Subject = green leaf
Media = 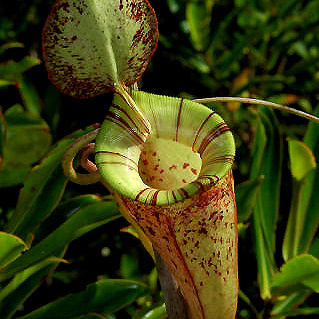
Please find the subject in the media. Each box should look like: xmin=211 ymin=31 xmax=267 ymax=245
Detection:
xmin=0 ymin=108 xmax=6 ymax=165
xmin=17 ymin=57 xmax=42 ymax=74
xmin=0 ymin=79 xmax=15 ymax=88
xmin=235 ymin=176 xmax=264 ymax=223
xmin=272 ymin=307 xmax=319 ymax=317
xmin=0 ymin=199 xmax=120 ymax=282
xmin=271 ymin=291 xmax=312 ymax=317
xmin=309 ymin=236 xmax=319 ymax=259
xmin=249 ymin=112 xmax=267 ymax=178
xmin=282 ymin=104 xmax=319 ymax=261
xmin=238 ymin=289 xmax=260 ymax=319
xmin=17 ymin=78 xmax=42 ymax=117
xmin=218 ymin=33 xmax=248 ymax=77
xmin=120 ymin=251 xmax=142 ymax=281
xmin=283 ymin=139 xmax=317 ymax=261
xmin=5 ymin=125 xmax=98 ymax=240
xmin=292 ymin=105 xmax=319 ymax=254
xmin=186 ymin=0 xmax=213 ymax=51
xmin=0 ymin=195 xmax=119 ymax=318
xmin=271 ymin=254 xmax=319 ymax=294
xmin=1 ymin=104 xmax=52 ymax=169
xmin=42 ymin=0 xmax=158 ymax=98
xmin=19 ymin=279 xmax=149 ymax=319
xmin=0 ymin=257 xmax=65 ymax=319
xmin=0 ymin=232 xmax=27 ymax=269
xmin=0 ymin=42 xmax=24 ymax=56
xmin=33 ymin=194 xmax=102 ymax=243
xmin=0 ymin=166 xmax=31 ymax=188
xmin=73 ymin=314 xmax=106 ymax=319
xmin=250 ymin=107 xmax=283 ymax=299
xmin=137 ymin=303 xmax=167 ymax=319
xmin=0 ymin=56 xmax=41 ymax=81
xmin=288 ymin=139 xmax=316 ymax=181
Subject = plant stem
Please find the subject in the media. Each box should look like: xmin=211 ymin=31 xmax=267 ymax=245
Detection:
xmin=238 ymin=288 xmax=262 ymax=319
xmin=193 ymin=97 xmax=319 ymax=124
xmin=154 ymin=247 xmax=189 ymax=319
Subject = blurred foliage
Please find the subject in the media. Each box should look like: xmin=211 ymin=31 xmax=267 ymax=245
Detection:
xmin=1 ymin=0 xmax=319 ymax=318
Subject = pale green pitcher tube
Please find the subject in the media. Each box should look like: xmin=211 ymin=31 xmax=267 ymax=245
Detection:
xmin=95 ymin=90 xmax=237 ymax=319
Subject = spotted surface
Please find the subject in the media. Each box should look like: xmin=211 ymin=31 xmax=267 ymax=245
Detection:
xmin=117 ymin=171 xmax=238 ymax=319
xmin=42 ymin=0 xmax=158 ymax=98
xmin=138 ymin=135 xmax=202 ymax=190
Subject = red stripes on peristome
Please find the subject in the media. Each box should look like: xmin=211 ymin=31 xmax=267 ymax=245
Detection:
xmin=105 ymin=116 xmax=145 ymax=145
xmin=151 ymin=190 xmax=160 ymax=205
xmin=112 ymin=103 xmax=147 ymax=136
xmin=198 ymin=123 xmax=230 ymax=155
xmin=178 ymin=187 xmax=190 ymax=199
xmin=205 ymin=155 xmax=235 ymax=166
xmin=95 ymin=150 xmax=139 ymax=167
xmin=175 ymin=98 xmax=184 ymax=142
xmin=199 ymin=175 xmax=219 ymax=184
xmin=105 ymin=104 xmax=147 ymax=145
xmin=135 ymin=187 xmax=151 ymax=201
xmin=192 ymin=111 xmax=215 ymax=151
xmin=98 ymin=161 xmax=139 ymax=173
xmin=171 ymin=190 xmax=177 ymax=202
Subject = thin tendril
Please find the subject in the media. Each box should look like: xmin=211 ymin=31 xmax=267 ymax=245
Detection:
xmin=193 ymin=97 xmax=319 ymax=124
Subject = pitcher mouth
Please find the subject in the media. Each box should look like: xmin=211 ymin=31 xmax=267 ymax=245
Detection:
xmin=138 ymin=135 xmax=202 ymax=190
xmin=95 ymin=90 xmax=235 ymax=206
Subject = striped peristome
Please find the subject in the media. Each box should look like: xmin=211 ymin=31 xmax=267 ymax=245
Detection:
xmin=95 ymin=90 xmax=235 ymax=206
xmin=95 ymin=90 xmax=237 ymax=319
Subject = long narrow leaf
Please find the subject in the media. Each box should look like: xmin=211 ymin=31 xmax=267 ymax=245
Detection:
xmin=235 ymin=176 xmax=264 ymax=223
xmin=0 ymin=258 xmax=65 ymax=319
xmin=250 ymin=107 xmax=283 ymax=299
xmin=17 ymin=78 xmax=42 ymax=117
xmin=0 ymin=200 xmax=120 ymax=282
xmin=0 ymin=232 xmax=27 ymax=269
xmin=295 ymin=105 xmax=319 ymax=254
xmin=5 ymin=126 xmax=97 ymax=241
xmin=283 ymin=140 xmax=316 ymax=261
xmin=271 ymin=291 xmax=311 ymax=317
xmin=19 ymin=279 xmax=149 ymax=319
xmin=272 ymin=307 xmax=319 ymax=317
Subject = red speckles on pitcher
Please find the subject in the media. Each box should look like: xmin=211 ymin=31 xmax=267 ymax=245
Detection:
xmin=174 ymin=171 xmax=238 ymax=319
xmin=116 ymin=171 xmax=238 ymax=319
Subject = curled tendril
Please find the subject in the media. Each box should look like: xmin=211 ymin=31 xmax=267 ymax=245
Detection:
xmin=62 ymin=127 xmax=101 ymax=185
xmin=79 ymin=143 xmax=98 ymax=173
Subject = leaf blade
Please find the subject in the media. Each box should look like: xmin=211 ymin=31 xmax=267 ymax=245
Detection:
xmin=5 ymin=125 xmax=97 ymax=240
xmin=42 ymin=0 xmax=158 ymax=98
xmin=19 ymin=279 xmax=149 ymax=319
xmin=271 ymin=254 xmax=319 ymax=294
xmin=0 ymin=200 xmax=120 ymax=282
xmin=250 ymin=107 xmax=283 ymax=299
xmin=0 ymin=232 xmax=27 ymax=269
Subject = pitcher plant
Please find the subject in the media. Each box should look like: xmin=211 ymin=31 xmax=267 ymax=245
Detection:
xmin=94 ymin=90 xmax=237 ymax=319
